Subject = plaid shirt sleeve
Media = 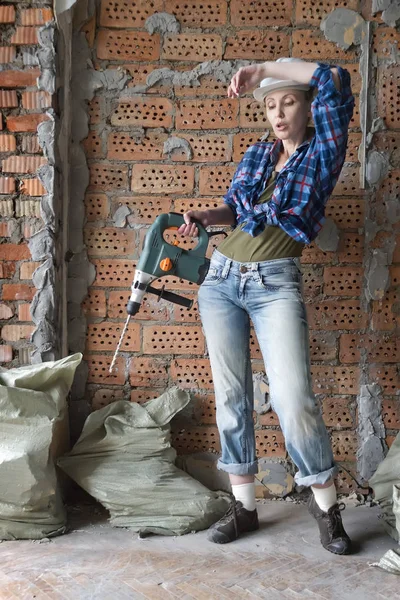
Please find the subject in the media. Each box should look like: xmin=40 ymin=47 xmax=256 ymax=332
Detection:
xmin=309 ymin=64 xmax=355 ymax=195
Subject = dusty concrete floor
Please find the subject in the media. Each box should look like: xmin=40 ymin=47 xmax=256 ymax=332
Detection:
xmin=0 ymin=501 xmax=399 ymax=600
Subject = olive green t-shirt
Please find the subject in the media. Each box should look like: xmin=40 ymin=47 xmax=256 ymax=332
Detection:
xmin=218 ymin=172 xmax=304 ymax=262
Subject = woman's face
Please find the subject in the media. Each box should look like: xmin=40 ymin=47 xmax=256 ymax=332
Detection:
xmin=264 ymin=89 xmax=311 ymax=141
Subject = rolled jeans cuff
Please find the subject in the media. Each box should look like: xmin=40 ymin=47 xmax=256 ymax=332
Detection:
xmin=217 ymin=458 xmax=259 ymax=476
xmin=294 ymin=465 xmax=338 ymax=488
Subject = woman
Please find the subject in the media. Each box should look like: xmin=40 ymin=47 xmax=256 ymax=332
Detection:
xmin=178 ymin=58 xmax=355 ymax=554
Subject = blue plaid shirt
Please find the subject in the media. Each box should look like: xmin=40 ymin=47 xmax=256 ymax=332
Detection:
xmin=224 ymin=64 xmax=355 ymax=243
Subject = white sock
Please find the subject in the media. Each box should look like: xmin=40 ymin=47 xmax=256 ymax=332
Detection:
xmin=311 ymin=483 xmax=337 ymax=512
xmin=231 ymin=483 xmax=256 ymax=511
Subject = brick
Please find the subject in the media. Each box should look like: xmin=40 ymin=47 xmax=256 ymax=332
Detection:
xmin=312 ymin=366 xmax=360 ymax=395
xmin=322 ymin=398 xmax=354 ymax=429
xmin=20 ymin=261 xmax=41 ymax=279
xmin=21 ymin=136 xmax=42 ymax=154
xmin=129 ymin=356 xmax=169 ymax=387
xmin=23 ymin=220 xmax=43 ymax=239
xmin=88 ymin=97 xmax=102 ymax=125
xmin=81 ymin=14 xmax=96 ymax=48
xmin=174 ymin=197 xmax=223 ymax=216
xmin=85 ymin=354 xmax=126 ymax=385
xmin=295 ymin=0 xmax=358 ymax=25
xmin=165 ymin=0 xmax=227 ymax=27
xmin=0 ymin=134 xmax=16 ymax=153
xmin=10 ymin=27 xmax=39 ymax=45
xmin=130 ymin=388 xmax=164 ymax=403
xmin=89 ymin=163 xmax=128 ymax=191
xmin=1 ymin=155 xmax=46 ymax=173
xmin=0 ymin=345 xmax=12 ymax=363
xmin=143 ymin=325 xmax=204 ymax=355
xmin=307 ymin=300 xmax=368 ymax=331
xmin=111 ymin=98 xmax=173 ymax=128
xmin=225 ymin=30 xmax=290 ymax=60
xmin=0 ymin=244 xmax=30 ymax=260
xmin=340 ymin=334 xmax=399 ymax=364
xmin=382 ymin=399 xmax=400 ymax=430
xmin=2 ymin=283 xmax=35 ymax=301
xmin=84 ymin=227 xmax=137 ymax=257
xmin=131 ymin=164 xmax=194 ymax=195
xmin=91 ymin=388 xmax=124 ymax=410
xmin=0 ymin=303 xmax=13 ymax=319
xmin=169 ymin=134 xmax=231 ymax=163
xmin=323 ymin=267 xmax=363 ymax=296
xmin=100 ymin=0 xmax=163 ymax=27
xmin=21 ymin=8 xmax=54 ymax=25
xmin=377 ymin=65 xmax=400 ymax=129
xmin=162 ymin=34 xmax=223 ymax=62
xmin=255 ymin=429 xmax=286 ymax=458
xmin=174 ymin=75 xmax=228 ymax=98
xmin=86 ymin=322 xmax=140 ymax=352
xmin=193 ymin=393 xmax=216 ymax=424
xmin=172 ymin=295 xmax=199 ymax=323
xmin=15 ymin=199 xmax=40 ymax=217
xmin=21 ymin=91 xmax=52 ymax=110
xmin=239 ymin=98 xmax=269 ymax=129
xmin=176 ymin=99 xmax=238 ymax=130
xmin=172 ymin=426 xmax=221 ymax=454
xmin=331 ymin=431 xmax=358 ymax=461
xmin=6 ymin=113 xmax=49 ymax=132
xmin=309 ymin=331 xmax=337 ymax=362
xmin=170 ymin=358 xmax=212 ymax=389
xmin=325 ymin=198 xmax=365 ymax=229
xmin=18 ymin=303 xmax=32 ymax=322
xmin=0 ymin=177 xmax=16 ymax=195
xmin=0 ymin=199 xmax=14 ymax=216
xmin=124 ymin=62 xmax=169 ymax=93
xmin=292 ymin=30 xmax=356 ymax=60
xmin=97 ymin=30 xmax=160 ymax=61
xmin=337 ymin=233 xmax=364 ymax=264
xmin=374 ymin=131 xmax=400 ymax=169
xmin=82 ymin=289 xmax=107 ymax=318
xmin=233 ymin=132 xmax=265 ymax=161
xmin=199 ymin=166 xmax=236 ymax=196
xmin=0 ymin=222 xmax=9 ymax=237
xmin=82 ymin=131 xmax=104 ymax=159
xmin=0 ymin=90 xmax=18 ymax=108
xmin=1 ymin=324 xmax=34 ymax=341
xmin=346 ymin=132 xmax=362 ymax=163
xmin=349 ymin=97 xmax=360 ymax=128
xmin=301 ymin=266 xmax=323 ymax=298
xmin=0 ymin=47 xmax=16 ymax=64
xmin=107 ymin=131 xmax=166 ymax=160
xmin=372 ymin=290 xmax=400 ymax=331
xmin=108 ymin=290 xmax=169 ymax=321
xmin=0 ymin=5 xmax=15 ymax=23
xmin=301 ymin=242 xmax=332 ymax=265
xmin=231 ymin=0 xmax=291 ymax=26
xmin=84 ymin=193 xmax=109 ymax=221
xmin=373 ymin=27 xmax=400 ymax=59
xmin=0 ymin=261 xmax=16 ymax=278
xmin=346 ymin=64 xmax=362 ymax=95
xmin=20 ymin=178 xmax=46 ymax=196
xmin=115 ymin=197 xmax=170 ymax=226
xmin=92 ymin=259 xmax=135 ymax=287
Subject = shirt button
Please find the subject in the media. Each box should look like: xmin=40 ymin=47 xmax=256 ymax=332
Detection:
xmin=240 ymin=265 xmax=248 ymax=273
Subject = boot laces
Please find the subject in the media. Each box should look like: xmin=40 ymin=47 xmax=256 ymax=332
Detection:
xmin=327 ymin=502 xmax=346 ymax=537
xmin=218 ymin=497 xmax=239 ymax=534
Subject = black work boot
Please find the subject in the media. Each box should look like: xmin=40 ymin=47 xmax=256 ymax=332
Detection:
xmin=207 ymin=500 xmax=259 ymax=544
xmin=308 ymin=495 xmax=352 ymax=555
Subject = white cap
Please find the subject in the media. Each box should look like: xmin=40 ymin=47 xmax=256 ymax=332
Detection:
xmin=253 ymin=57 xmax=310 ymax=103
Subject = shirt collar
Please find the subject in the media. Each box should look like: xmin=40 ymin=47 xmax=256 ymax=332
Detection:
xmin=270 ymin=134 xmax=313 ymax=169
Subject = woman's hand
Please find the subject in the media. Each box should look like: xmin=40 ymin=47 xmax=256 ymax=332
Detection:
xmin=178 ymin=210 xmax=209 ymax=237
xmin=228 ymin=64 xmax=267 ymax=98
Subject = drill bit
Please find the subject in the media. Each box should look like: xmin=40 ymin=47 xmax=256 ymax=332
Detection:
xmin=109 ymin=315 xmax=130 ymax=373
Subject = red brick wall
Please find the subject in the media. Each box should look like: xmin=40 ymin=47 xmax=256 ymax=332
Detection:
xmin=0 ymin=2 xmax=53 ymax=365
xmin=79 ymin=0 xmax=400 ymax=492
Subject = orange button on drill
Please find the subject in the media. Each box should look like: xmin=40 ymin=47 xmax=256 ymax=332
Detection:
xmin=160 ymin=258 xmax=173 ymax=271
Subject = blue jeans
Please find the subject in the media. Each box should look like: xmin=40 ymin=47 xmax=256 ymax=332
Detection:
xmin=197 ymin=250 xmax=337 ymax=487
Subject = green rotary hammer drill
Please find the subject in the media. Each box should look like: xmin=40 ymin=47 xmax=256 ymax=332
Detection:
xmin=109 ymin=212 xmax=226 ymax=373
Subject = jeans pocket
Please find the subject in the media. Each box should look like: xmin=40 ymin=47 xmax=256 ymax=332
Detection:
xmin=257 ymin=268 xmax=301 ymax=293
xmin=201 ymin=266 xmax=224 ymax=286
